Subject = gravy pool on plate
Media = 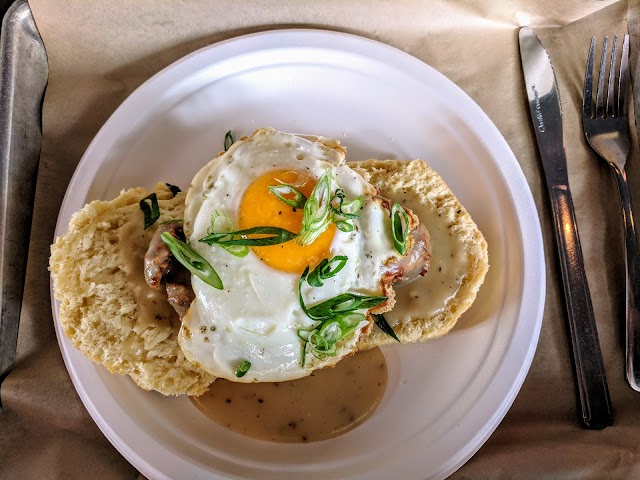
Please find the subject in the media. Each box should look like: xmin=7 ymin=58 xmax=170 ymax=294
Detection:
xmin=191 ymin=348 xmax=387 ymax=443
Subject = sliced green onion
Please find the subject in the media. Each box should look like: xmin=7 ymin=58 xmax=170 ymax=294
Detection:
xmin=297 ymin=329 xmax=312 ymax=342
xmin=307 ymin=256 xmax=348 ymax=287
xmin=208 ymin=210 xmax=249 ymax=257
xmin=160 ymin=232 xmax=223 ymax=289
xmin=341 ymin=196 xmax=363 ymax=215
xmin=319 ymin=319 xmax=343 ymax=343
xmin=335 ymin=220 xmax=354 ymax=232
xmin=139 ymin=193 xmax=160 ymax=229
xmin=331 ymin=188 xmax=347 ymax=203
xmin=235 ymin=360 xmax=251 ymax=378
xmin=330 ymin=189 xmax=362 ymax=233
xmin=224 ymin=130 xmax=234 ymax=151
xmin=317 ymin=313 xmax=365 ymax=346
xmin=200 ymin=226 xmax=297 ymax=247
xmin=330 ymin=189 xmax=362 ymax=219
xmin=296 ymin=171 xmax=332 ymax=246
xmin=209 ymin=209 xmax=233 ymax=232
xmin=307 ymin=331 xmax=335 ymax=359
xmin=298 ymin=313 xmax=366 ymax=365
xmin=333 ymin=312 xmax=366 ymax=336
xmin=268 ymin=184 xmax=307 ymax=209
xmin=297 ymin=266 xmax=384 ymax=365
xmin=300 ymin=340 xmax=308 ymax=367
xmin=298 ymin=267 xmax=315 ymax=319
xmin=306 ymin=292 xmax=387 ymax=319
xmin=165 ymin=183 xmax=181 ymax=196
xmin=373 ymin=313 xmax=400 ymax=343
xmin=298 ymin=266 xmax=386 ymax=321
xmin=308 ymin=332 xmax=338 ymax=359
xmin=391 ymin=202 xmax=409 ymax=255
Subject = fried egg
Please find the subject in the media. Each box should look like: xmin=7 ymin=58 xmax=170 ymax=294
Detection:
xmin=180 ymin=128 xmax=401 ymax=382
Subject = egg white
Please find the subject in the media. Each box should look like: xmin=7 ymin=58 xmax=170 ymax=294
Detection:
xmin=180 ymin=129 xmax=399 ymax=382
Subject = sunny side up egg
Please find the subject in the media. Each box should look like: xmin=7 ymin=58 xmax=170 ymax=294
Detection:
xmin=181 ymin=128 xmax=401 ymax=382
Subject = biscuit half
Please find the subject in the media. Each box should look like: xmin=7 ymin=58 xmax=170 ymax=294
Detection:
xmin=50 ymin=160 xmax=488 ymax=395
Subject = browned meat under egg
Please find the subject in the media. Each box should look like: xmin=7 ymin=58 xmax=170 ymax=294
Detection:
xmin=373 ymin=220 xmax=431 ymax=315
xmin=164 ymin=267 xmax=195 ymax=318
xmin=374 ymin=196 xmax=431 ymax=285
xmin=395 ymin=223 xmax=431 ymax=285
xmin=143 ymin=200 xmax=430 ymax=319
xmin=144 ymin=222 xmax=178 ymax=288
xmin=144 ymin=222 xmax=194 ymax=318
xmin=372 ymin=195 xmax=431 ymax=280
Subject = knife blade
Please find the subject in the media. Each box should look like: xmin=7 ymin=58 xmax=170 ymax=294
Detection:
xmin=519 ymin=27 xmax=613 ymax=429
xmin=0 ymin=0 xmax=48 ymax=409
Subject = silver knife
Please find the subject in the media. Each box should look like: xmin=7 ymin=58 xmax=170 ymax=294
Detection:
xmin=519 ymin=27 xmax=613 ymax=429
xmin=0 ymin=0 xmax=48 ymax=407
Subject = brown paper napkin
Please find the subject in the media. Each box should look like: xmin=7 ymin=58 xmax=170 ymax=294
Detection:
xmin=1 ymin=0 xmax=638 ymax=478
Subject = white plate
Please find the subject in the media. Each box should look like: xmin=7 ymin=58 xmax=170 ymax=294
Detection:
xmin=52 ymin=29 xmax=545 ymax=480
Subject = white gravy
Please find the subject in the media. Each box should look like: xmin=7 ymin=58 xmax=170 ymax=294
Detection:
xmin=389 ymin=193 xmax=469 ymax=325
xmin=191 ymin=348 xmax=387 ymax=443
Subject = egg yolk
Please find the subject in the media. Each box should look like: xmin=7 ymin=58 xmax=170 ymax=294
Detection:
xmin=238 ymin=170 xmax=335 ymax=274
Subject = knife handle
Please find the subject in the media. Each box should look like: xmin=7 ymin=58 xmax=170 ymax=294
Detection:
xmin=550 ymin=185 xmax=613 ymax=429
xmin=611 ymin=168 xmax=640 ymax=392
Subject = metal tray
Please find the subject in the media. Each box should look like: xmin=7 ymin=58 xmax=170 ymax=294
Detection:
xmin=0 ymin=0 xmax=48 ymax=401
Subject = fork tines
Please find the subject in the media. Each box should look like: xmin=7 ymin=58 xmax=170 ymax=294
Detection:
xmin=583 ymin=34 xmax=629 ymax=120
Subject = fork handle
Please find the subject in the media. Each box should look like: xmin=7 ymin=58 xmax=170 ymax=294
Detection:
xmin=611 ymin=167 xmax=640 ymax=391
xmin=550 ymin=185 xmax=613 ymax=429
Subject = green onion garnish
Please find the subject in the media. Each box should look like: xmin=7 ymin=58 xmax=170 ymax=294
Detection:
xmin=297 ymin=266 xmax=384 ymax=365
xmin=160 ymin=232 xmax=223 ymax=289
xmin=330 ymin=189 xmax=362 ymax=219
xmin=300 ymin=340 xmax=308 ymax=367
xmin=306 ymin=292 xmax=388 ymax=320
xmin=298 ymin=312 xmax=366 ymax=363
xmin=208 ymin=210 xmax=249 ymax=257
xmin=200 ymin=226 xmax=298 ymax=247
xmin=298 ymin=266 xmax=387 ymax=321
xmin=307 ymin=332 xmax=338 ymax=359
xmin=235 ymin=360 xmax=251 ymax=378
xmin=268 ymin=184 xmax=307 ymax=209
xmin=139 ymin=193 xmax=160 ymax=229
xmin=391 ymin=202 xmax=409 ymax=255
xmin=296 ymin=171 xmax=332 ymax=246
xmin=319 ymin=313 xmax=364 ymax=342
xmin=373 ymin=313 xmax=400 ymax=343
xmin=165 ymin=183 xmax=181 ymax=196
xmin=335 ymin=220 xmax=354 ymax=232
xmin=224 ymin=130 xmax=234 ymax=151
xmin=307 ymin=256 xmax=348 ymax=287
xmin=329 ymin=189 xmax=362 ymax=232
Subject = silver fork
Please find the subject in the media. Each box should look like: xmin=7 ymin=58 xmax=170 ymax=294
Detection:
xmin=583 ymin=34 xmax=640 ymax=391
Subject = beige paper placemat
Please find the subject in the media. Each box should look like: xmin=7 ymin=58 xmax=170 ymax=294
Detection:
xmin=2 ymin=0 xmax=639 ymax=478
